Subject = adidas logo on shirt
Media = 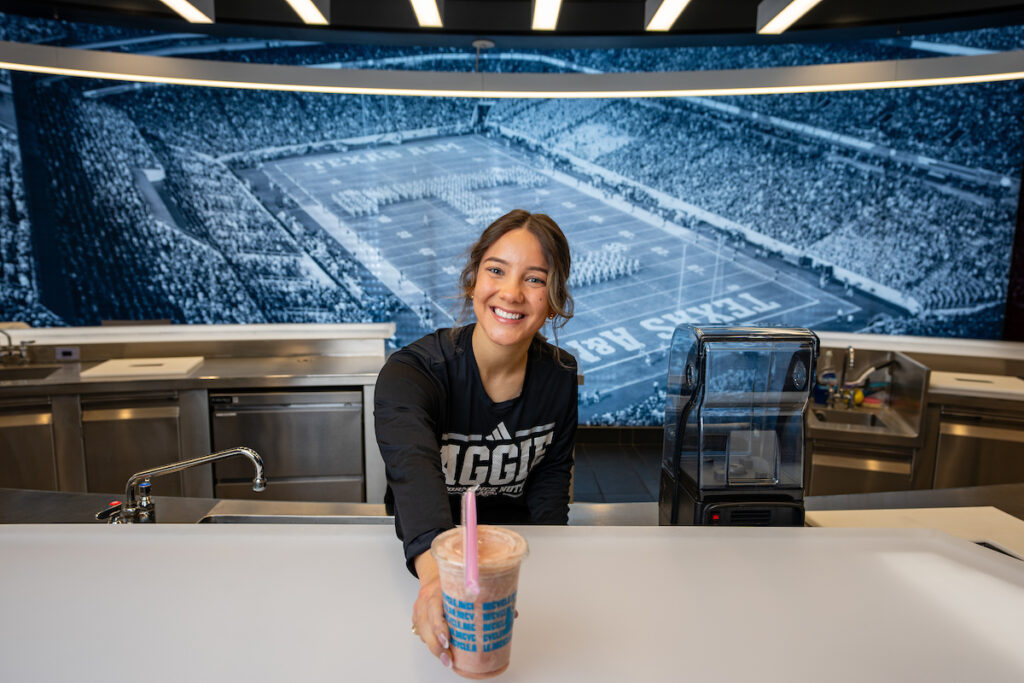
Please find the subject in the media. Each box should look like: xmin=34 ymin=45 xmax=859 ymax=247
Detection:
xmin=484 ymin=422 xmax=513 ymax=442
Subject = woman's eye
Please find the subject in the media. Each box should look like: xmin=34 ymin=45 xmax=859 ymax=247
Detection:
xmin=487 ymin=267 xmax=503 ymax=276
xmin=527 ymin=276 xmax=546 ymax=286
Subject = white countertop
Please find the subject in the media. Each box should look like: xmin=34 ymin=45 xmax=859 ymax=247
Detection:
xmin=817 ymin=332 xmax=1024 ymax=361
xmin=2 ymin=525 xmax=1022 ymax=682
xmin=929 ymin=371 xmax=1024 ymax=400
xmin=806 ymin=506 xmax=1024 ymax=559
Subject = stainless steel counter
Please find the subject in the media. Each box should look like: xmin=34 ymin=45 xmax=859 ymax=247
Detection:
xmin=6 ymin=485 xmax=1023 ymax=525
xmin=0 ymin=487 xmax=659 ymax=525
xmin=0 ymin=355 xmax=386 ymax=397
xmin=0 ymin=354 xmax=390 ymax=503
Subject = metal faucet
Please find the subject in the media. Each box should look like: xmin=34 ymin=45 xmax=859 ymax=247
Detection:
xmin=99 ymin=447 xmax=266 ymax=524
xmin=828 ymin=346 xmax=856 ymax=408
xmin=839 ymin=346 xmax=854 ymax=390
xmin=0 ymin=329 xmax=13 ymax=364
xmin=0 ymin=329 xmax=34 ymax=364
xmin=846 ymin=359 xmax=896 ymax=388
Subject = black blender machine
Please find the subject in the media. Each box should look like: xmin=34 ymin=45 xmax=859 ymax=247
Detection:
xmin=659 ymin=325 xmax=818 ymax=526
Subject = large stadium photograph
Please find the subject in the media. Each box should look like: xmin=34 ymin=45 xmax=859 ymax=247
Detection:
xmin=1 ymin=13 xmax=1022 ymax=423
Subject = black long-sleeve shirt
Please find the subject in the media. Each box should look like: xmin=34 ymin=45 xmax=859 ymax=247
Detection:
xmin=374 ymin=325 xmax=578 ymax=574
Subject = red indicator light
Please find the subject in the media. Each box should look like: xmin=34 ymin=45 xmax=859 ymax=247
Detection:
xmin=108 ymin=500 xmax=121 ymax=507
xmin=712 ymin=513 xmax=720 ymax=521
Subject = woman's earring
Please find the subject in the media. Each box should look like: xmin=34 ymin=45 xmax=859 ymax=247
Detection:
xmin=547 ymin=313 xmax=555 ymax=320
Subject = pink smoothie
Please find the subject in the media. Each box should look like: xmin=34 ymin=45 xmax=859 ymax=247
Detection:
xmin=431 ymin=526 xmax=528 ymax=679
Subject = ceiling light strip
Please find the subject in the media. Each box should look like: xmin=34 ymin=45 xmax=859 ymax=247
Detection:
xmin=3 ymin=41 xmax=1024 ymax=99
xmin=409 ymin=0 xmax=444 ymax=28
xmin=285 ymin=0 xmax=329 ymax=25
xmin=757 ymin=0 xmax=823 ymax=35
xmin=532 ymin=0 xmax=562 ymax=31
xmin=645 ymin=0 xmax=694 ymax=32
xmin=158 ymin=0 xmax=214 ymax=24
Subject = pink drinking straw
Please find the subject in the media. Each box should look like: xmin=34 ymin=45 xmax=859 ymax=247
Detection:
xmin=463 ymin=486 xmax=480 ymax=599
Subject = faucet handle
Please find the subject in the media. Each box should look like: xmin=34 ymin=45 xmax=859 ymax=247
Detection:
xmin=16 ymin=340 xmax=34 ymax=363
xmin=95 ymin=500 xmax=124 ymax=522
xmin=136 ymin=480 xmax=156 ymax=523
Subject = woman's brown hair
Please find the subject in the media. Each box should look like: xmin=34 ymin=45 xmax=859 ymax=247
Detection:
xmin=456 ymin=209 xmax=574 ymax=339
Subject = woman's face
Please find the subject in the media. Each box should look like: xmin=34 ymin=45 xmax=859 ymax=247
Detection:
xmin=472 ymin=227 xmax=552 ymax=350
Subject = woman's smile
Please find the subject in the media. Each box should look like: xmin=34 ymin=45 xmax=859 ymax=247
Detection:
xmin=491 ymin=306 xmax=525 ymax=322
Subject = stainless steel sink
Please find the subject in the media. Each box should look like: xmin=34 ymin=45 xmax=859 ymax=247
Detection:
xmin=0 ymin=365 xmax=60 ymax=381
xmin=812 ymin=408 xmax=888 ymax=428
xmin=196 ymin=499 xmax=392 ymax=524
xmin=198 ymin=513 xmax=393 ymax=524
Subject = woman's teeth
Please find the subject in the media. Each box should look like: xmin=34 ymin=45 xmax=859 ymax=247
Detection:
xmin=493 ymin=308 xmax=524 ymax=320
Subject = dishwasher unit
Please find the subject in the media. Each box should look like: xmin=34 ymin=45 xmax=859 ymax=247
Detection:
xmin=210 ymin=391 xmax=364 ymax=502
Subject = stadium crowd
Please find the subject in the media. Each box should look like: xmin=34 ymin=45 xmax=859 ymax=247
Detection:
xmin=0 ymin=128 xmax=63 ymax=326
xmin=150 ymin=135 xmax=367 ymax=323
xmin=114 ymin=87 xmax=474 ymax=158
xmin=22 ymin=83 xmax=288 ymax=323
xmin=25 ymin=85 xmax=269 ymax=324
xmin=724 ymin=84 xmax=1024 ymax=176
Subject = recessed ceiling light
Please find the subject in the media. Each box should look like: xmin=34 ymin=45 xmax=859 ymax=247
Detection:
xmin=157 ymin=0 xmax=214 ymax=24
xmin=285 ymin=0 xmax=329 ymax=25
xmin=532 ymin=0 xmax=562 ymax=31
xmin=409 ymin=0 xmax=444 ymax=28
xmin=645 ymin=0 xmax=694 ymax=32
xmin=757 ymin=0 xmax=824 ymax=35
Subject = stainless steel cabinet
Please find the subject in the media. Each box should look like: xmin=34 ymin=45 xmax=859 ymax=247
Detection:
xmin=0 ymin=399 xmax=58 ymax=490
xmin=807 ymin=440 xmax=914 ymax=496
xmin=935 ymin=409 xmax=1024 ymax=488
xmin=81 ymin=392 xmax=185 ymax=495
xmin=210 ymin=390 xmax=364 ymax=502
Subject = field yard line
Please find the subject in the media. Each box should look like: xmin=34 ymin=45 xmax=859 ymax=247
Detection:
xmin=589 ymin=366 xmax=667 ymax=394
xmin=583 ymin=349 xmax=664 ymax=375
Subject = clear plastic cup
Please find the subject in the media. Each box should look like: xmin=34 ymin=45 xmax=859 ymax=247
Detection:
xmin=430 ymin=525 xmax=528 ymax=679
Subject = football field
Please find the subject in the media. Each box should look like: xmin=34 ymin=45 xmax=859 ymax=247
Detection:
xmin=263 ymin=134 xmax=858 ymax=421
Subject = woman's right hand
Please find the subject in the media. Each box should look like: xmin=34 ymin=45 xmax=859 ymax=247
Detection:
xmin=413 ymin=552 xmax=452 ymax=669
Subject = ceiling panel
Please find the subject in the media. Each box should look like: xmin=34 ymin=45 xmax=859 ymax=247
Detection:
xmin=2 ymin=0 xmax=1024 ymax=46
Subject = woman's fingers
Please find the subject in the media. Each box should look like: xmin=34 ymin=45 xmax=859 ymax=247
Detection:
xmin=427 ymin=581 xmax=452 ymax=666
xmin=414 ymin=577 xmax=452 ymax=668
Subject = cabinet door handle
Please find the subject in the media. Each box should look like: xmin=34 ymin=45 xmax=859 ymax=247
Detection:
xmin=212 ymin=405 xmax=361 ymax=415
xmin=82 ymin=406 xmax=180 ymax=422
xmin=813 ymin=453 xmax=911 ymax=475
xmin=0 ymin=413 xmax=52 ymax=428
xmin=940 ymin=423 xmax=1024 ymax=444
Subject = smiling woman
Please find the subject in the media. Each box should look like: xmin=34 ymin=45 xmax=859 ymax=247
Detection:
xmin=373 ymin=209 xmax=578 ymax=671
